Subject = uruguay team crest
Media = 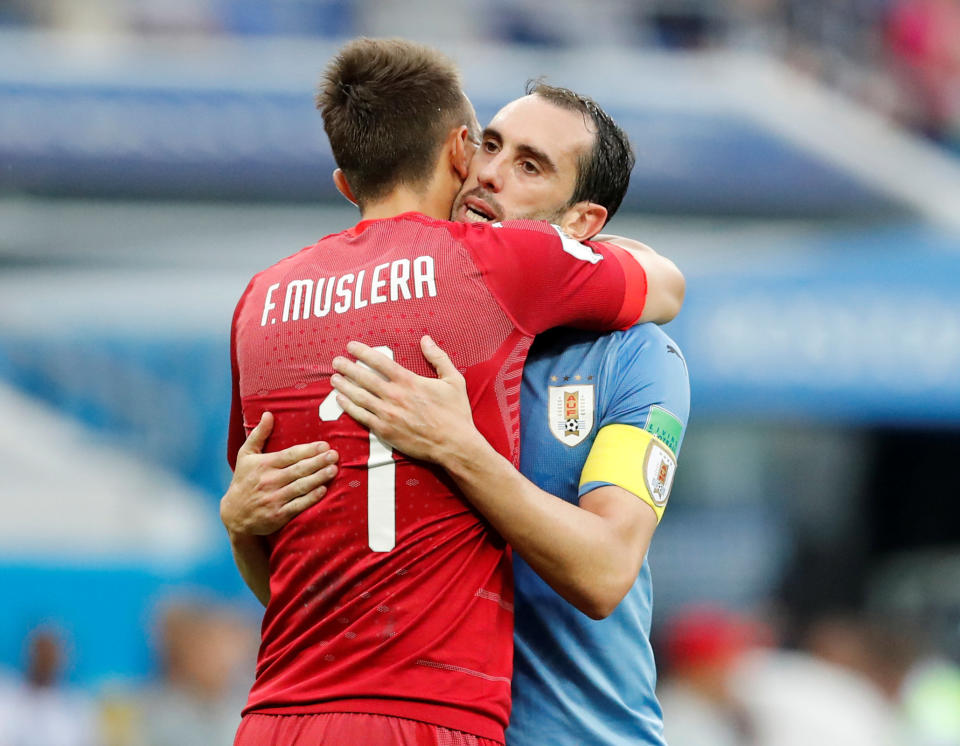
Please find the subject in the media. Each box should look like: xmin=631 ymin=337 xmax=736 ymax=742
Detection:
xmin=548 ymin=385 xmax=595 ymax=446
xmin=644 ymin=439 xmax=677 ymax=508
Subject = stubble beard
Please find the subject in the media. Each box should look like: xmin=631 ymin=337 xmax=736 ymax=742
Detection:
xmin=452 ymin=186 xmax=568 ymax=225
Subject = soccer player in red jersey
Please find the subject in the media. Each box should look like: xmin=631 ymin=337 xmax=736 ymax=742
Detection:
xmin=226 ymin=39 xmax=678 ymax=746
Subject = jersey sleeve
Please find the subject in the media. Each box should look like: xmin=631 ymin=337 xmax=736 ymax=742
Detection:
xmin=578 ymin=328 xmax=690 ymax=521
xmin=463 ymin=220 xmax=647 ymax=335
xmin=226 ymin=282 xmax=254 ymax=470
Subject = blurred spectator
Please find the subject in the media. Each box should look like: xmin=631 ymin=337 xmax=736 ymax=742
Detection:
xmin=885 ymin=0 xmax=960 ymax=144
xmin=730 ymin=642 xmax=900 ymax=746
xmin=660 ymin=605 xmax=904 ymax=746
xmin=802 ymin=613 xmax=918 ymax=700
xmin=657 ymin=605 xmax=765 ymax=746
xmin=134 ymin=598 xmax=256 ymax=746
xmin=0 ymin=625 xmax=99 ymax=746
xmin=778 ymin=0 xmax=888 ymax=73
xmin=804 ymin=613 xmax=960 ymax=746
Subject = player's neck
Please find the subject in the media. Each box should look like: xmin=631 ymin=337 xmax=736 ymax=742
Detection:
xmin=359 ymin=185 xmax=453 ymax=223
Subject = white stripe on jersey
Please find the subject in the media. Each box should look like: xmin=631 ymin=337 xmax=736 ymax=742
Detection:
xmin=549 ymin=224 xmax=603 ymax=264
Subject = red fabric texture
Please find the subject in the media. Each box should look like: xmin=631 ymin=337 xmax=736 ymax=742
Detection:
xmin=235 ymin=712 xmax=504 ymax=746
xmin=226 ymin=213 xmax=642 ymax=740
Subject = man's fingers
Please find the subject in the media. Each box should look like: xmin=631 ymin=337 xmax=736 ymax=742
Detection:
xmin=266 ymin=440 xmax=332 ymax=469
xmin=279 ymin=466 xmax=337 ymax=503
xmin=280 ymin=486 xmax=327 ymax=520
xmin=331 ymin=373 xmax=386 ymax=417
xmin=332 ymin=356 xmax=391 ymax=398
xmin=277 ymin=449 xmax=338 ymax=484
xmin=336 ymin=392 xmax=376 ymax=430
xmin=420 ymin=335 xmax=460 ymax=380
xmin=345 ymin=340 xmax=405 ymax=381
xmin=240 ymin=411 xmax=274 ymax=455
xmin=337 ymin=394 xmax=395 ymax=447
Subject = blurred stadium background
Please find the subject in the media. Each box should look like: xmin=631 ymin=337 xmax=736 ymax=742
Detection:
xmin=1 ymin=1 xmax=959 ymax=744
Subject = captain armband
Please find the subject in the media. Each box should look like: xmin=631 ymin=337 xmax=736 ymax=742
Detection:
xmin=578 ymin=424 xmax=677 ymax=522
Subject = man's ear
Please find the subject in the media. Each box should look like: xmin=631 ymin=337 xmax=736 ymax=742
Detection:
xmin=559 ymin=202 xmax=608 ymax=241
xmin=333 ymin=168 xmax=358 ymax=206
xmin=449 ymin=126 xmax=473 ymax=182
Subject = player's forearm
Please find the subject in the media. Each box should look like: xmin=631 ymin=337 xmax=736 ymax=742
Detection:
xmin=596 ymin=235 xmax=685 ymax=324
xmin=227 ymin=530 xmax=272 ymax=607
xmin=440 ymin=435 xmax=639 ymax=619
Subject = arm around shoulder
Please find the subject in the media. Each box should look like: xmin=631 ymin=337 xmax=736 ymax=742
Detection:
xmin=595 ymin=235 xmax=685 ymax=325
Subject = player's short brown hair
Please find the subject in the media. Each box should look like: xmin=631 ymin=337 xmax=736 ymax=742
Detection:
xmin=526 ymin=80 xmax=635 ymax=223
xmin=317 ymin=38 xmax=477 ymax=208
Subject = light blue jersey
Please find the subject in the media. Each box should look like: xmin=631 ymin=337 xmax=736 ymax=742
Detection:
xmin=506 ymin=324 xmax=690 ymax=746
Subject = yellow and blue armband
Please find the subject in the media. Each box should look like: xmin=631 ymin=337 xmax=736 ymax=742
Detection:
xmin=579 ymin=424 xmax=677 ymax=522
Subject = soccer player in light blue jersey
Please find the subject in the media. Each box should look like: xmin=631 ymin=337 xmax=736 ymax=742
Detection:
xmin=329 ymin=314 xmax=689 ymax=745
xmin=223 ymin=81 xmax=689 ymax=745
xmin=508 ymin=324 xmax=688 ymax=745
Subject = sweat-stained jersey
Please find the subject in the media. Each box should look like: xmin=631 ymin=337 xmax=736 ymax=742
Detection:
xmin=227 ymin=212 xmax=647 ymax=743
xmin=507 ymin=323 xmax=690 ymax=746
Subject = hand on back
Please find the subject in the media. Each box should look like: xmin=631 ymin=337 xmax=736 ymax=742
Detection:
xmin=221 ymin=412 xmax=339 ymax=536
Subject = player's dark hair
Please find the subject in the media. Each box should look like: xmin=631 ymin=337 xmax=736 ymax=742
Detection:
xmin=317 ymin=38 xmax=477 ymax=208
xmin=525 ymin=80 xmax=635 ymax=223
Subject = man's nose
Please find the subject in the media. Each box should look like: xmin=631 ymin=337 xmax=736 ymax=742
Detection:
xmin=477 ymin=154 xmax=504 ymax=192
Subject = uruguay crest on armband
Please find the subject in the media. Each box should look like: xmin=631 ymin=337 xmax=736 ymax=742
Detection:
xmin=548 ymin=384 xmax=595 ymax=446
xmin=644 ymin=440 xmax=676 ymax=507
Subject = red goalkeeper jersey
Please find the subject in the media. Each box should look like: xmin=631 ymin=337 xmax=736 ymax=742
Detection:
xmin=227 ymin=212 xmax=646 ymax=742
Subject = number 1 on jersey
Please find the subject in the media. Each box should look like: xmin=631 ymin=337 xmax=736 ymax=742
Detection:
xmin=318 ymin=347 xmax=396 ymax=552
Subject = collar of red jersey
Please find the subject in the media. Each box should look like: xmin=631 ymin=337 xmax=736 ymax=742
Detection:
xmin=348 ymin=211 xmax=433 ymax=237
